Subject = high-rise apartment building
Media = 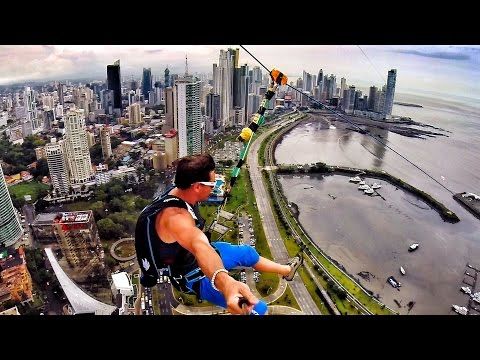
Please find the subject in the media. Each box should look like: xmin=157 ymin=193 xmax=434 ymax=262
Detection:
xmin=0 ymin=247 xmax=33 ymax=302
xmin=43 ymin=109 xmax=54 ymax=130
xmin=128 ymin=103 xmax=142 ymax=127
xmin=340 ymin=78 xmax=347 ymax=99
xmin=63 ymin=109 xmax=94 ymax=184
xmin=215 ymin=49 xmax=234 ymax=128
xmin=100 ymin=126 xmax=112 ymax=160
xmin=164 ymin=67 xmax=170 ymax=88
xmin=58 ymin=83 xmax=64 ymax=106
xmin=206 ymin=93 xmax=221 ymax=129
xmin=247 ymin=93 xmax=261 ymax=118
xmin=164 ymin=87 xmax=174 ymax=131
xmin=0 ymin=165 xmax=22 ymax=247
xmin=384 ymin=69 xmax=397 ymax=116
xmin=368 ymin=86 xmax=377 ymax=111
xmin=86 ymin=131 xmax=95 ymax=148
xmin=173 ymin=79 xmax=202 ymax=157
xmin=45 ymin=138 xmax=70 ymax=196
xmin=52 ymin=211 xmax=103 ymax=270
xmin=24 ymin=86 xmax=41 ymax=132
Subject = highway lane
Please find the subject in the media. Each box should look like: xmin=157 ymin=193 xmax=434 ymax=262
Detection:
xmin=247 ymin=116 xmax=321 ymax=315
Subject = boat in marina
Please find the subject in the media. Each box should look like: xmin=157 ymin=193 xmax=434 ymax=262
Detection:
xmin=452 ymin=305 xmax=468 ymax=315
xmin=408 ymin=243 xmax=419 ymax=252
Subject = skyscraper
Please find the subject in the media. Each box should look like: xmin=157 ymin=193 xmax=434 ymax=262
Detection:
xmin=107 ymin=60 xmax=122 ymax=111
xmin=142 ymin=68 xmax=152 ymax=101
xmin=58 ymin=83 xmax=64 ymax=106
xmin=128 ymin=103 xmax=142 ymax=127
xmin=247 ymin=93 xmax=261 ymax=118
xmin=302 ymin=71 xmax=312 ymax=92
xmin=24 ymin=86 xmax=40 ymax=132
xmin=52 ymin=211 xmax=103 ymax=269
xmin=368 ymin=86 xmax=377 ymax=111
xmin=206 ymin=93 xmax=221 ymax=129
xmin=45 ymin=138 xmax=70 ymax=196
xmin=100 ymin=126 xmax=112 ymax=160
xmin=230 ymin=48 xmax=240 ymax=68
xmin=63 ymin=109 xmax=94 ymax=184
xmin=0 ymin=164 xmax=22 ymax=247
xmin=164 ymin=87 xmax=174 ymax=131
xmin=174 ymin=79 xmax=202 ymax=157
xmin=384 ymin=69 xmax=397 ymax=116
xmin=216 ymin=49 xmax=234 ymax=128
xmin=164 ymin=67 xmax=170 ymax=88
xmin=43 ymin=109 xmax=54 ymax=130
xmin=340 ymin=77 xmax=347 ymax=99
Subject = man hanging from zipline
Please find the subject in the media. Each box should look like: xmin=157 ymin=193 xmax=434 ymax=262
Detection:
xmin=134 ymin=69 xmax=303 ymax=315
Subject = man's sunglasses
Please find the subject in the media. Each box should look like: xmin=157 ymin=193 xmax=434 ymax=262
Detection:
xmin=197 ymin=181 xmax=216 ymax=188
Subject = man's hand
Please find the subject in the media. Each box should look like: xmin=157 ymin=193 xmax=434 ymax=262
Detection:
xmin=220 ymin=275 xmax=259 ymax=315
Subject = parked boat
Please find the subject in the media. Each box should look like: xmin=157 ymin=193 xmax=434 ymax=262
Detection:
xmin=371 ymin=183 xmax=382 ymax=189
xmin=358 ymin=184 xmax=370 ymax=190
xmin=364 ymin=188 xmax=374 ymax=195
xmin=408 ymin=243 xmax=419 ymax=252
xmin=349 ymin=176 xmax=362 ymax=183
xmin=460 ymin=286 xmax=471 ymax=294
xmin=452 ymin=305 xmax=468 ymax=315
xmin=387 ymin=275 xmax=402 ymax=288
xmin=400 ymin=266 xmax=406 ymax=275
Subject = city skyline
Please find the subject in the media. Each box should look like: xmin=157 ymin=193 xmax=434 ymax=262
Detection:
xmin=1 ymin=45 xmax=479 ymax=101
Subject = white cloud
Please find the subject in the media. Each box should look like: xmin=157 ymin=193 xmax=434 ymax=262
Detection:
xmin=0 ymin=45 xmax=478 ymax=99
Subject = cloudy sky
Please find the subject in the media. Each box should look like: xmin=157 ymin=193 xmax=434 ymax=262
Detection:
xmin=0 ymin=45 xmax=478 ymax=100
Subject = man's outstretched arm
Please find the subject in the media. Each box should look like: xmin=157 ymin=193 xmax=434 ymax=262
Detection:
xmin=161 ymin=210 xmax=258 ymax=314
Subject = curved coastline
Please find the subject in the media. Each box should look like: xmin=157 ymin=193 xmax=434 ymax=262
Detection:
xmin=262 ymin=115 xmax=462 ymax=314
xmin=262 ymin=115 xmax=397 ymax=314
xmin=268 ymin=116 xmax=459 ymax=223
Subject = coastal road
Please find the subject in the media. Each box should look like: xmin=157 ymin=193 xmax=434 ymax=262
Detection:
xmin=247 ymin=117 xmax=321 ymax=315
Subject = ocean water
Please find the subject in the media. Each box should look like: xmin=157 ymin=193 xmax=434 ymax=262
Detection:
xmin=274 ymin=93 xmax=480 ymax=314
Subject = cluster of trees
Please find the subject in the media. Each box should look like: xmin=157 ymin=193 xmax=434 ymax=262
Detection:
xmin=89 ymin=137 xmax=122 ymax=166
xmin=25 ymin=248 xmax=60 ymax=292
xmin=317 ymin=268 xmax=347 ymax=300
xmin=67 ymin=178 xmax=152 ymax=240
xmin=0 ymin=134 xmax=46 ymax=175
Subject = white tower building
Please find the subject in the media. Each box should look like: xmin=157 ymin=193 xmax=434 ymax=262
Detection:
xmin=174 ymin=79 xmax=202 ymax=158
xmin=45 ymin=138 xmax=70 ymax=196
xmin=63 ymin=109 xmax=94 ymax=184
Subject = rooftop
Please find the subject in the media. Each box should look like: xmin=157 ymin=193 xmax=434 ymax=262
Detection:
xmin=111 ymin=272 xmax=132 ymax=292
xmin=34 ymin=212 xmax=59 ymax=225
xmin=56 ymin=211 xmax=91 ymax=224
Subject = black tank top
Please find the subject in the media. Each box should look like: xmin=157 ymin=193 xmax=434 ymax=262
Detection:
xmin=134 ymin=190 xmax=206 ymax=290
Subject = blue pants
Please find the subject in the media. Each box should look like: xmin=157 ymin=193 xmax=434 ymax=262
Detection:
xmin=185 ymin=241 xmax=268 ymax=314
